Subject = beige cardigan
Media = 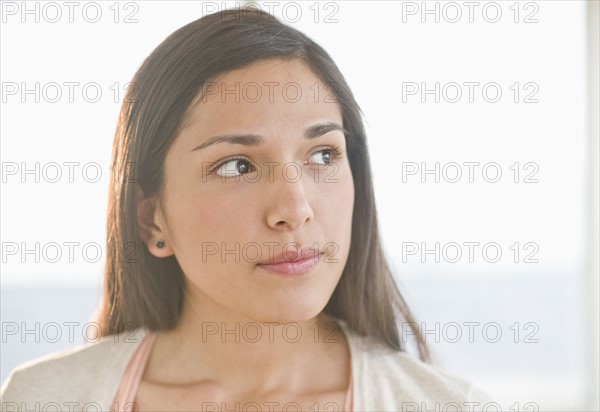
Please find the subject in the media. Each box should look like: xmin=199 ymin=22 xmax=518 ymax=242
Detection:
xmin=1 ymin=318 xmax=495 ymax=411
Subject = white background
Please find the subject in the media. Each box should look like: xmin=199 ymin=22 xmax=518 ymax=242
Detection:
xmin=1 ymin=1 xmax=598 ymax=410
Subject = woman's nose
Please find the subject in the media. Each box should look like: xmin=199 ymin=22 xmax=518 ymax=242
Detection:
xmin=265 ymin=165 xmax=315 ymax=230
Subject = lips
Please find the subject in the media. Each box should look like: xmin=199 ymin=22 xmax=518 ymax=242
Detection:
xmin=257 ymin=246 xmax=321 ymax=265
xmin=255 ymin=245 xmax=323 ymax=276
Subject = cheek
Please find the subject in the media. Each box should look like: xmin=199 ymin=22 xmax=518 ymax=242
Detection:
xmin=163 ymin=185 xmax=250 ymax=258
xmin=329 ymin=166 xmax=355 ymax=215
xmin=317 ymin=168 xmax=355 ymax=239
xmin=168 ymin=199 xmax=249 ymax=294
xmin=181 ymin=197 xmax=249 ymax=248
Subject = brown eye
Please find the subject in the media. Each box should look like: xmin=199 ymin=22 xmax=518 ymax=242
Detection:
xmin=308 ymin=148 xmax=342 ymax=166
xmin=212 ymin=157 xmax=254 ymax=177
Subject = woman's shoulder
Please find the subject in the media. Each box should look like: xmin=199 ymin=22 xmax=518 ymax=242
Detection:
xmin=335 ymin=318 xmax=496 ymax=411
xmin=0 ymin=327 xmax=148 ymax=411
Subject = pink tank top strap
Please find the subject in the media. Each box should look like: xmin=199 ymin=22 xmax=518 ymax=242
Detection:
xmin=112 ymin=331 xmax=156 ymax=411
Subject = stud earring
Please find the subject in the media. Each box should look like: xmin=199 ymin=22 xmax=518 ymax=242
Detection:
xmin=156 ymin=240 xmax=165 ymax=249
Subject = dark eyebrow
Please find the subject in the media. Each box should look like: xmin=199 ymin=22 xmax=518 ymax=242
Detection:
xmin=190 ymin=122 xmax=347 ymax=153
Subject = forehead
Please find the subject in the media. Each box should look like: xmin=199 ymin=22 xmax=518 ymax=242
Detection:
xmin=182 ymin=58 xmax=343 ymax=133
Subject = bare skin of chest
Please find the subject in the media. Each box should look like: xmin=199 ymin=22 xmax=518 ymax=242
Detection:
xmin=133 ymin=381 xmax=348 ymax=411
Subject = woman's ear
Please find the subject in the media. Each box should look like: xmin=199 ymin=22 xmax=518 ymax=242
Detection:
xmin=136 ymin=186 xmax=174 ymax=258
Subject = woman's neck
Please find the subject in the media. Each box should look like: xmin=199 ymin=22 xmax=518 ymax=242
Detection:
xmin=140 ymin=291 xmax=351 ymax=397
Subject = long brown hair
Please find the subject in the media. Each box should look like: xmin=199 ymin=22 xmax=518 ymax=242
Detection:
xmin=97 ymin=7 xmax=430 ymax=363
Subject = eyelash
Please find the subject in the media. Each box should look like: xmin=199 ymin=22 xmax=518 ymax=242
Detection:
xmin=207 ymin=146 xmax=345 ymax=176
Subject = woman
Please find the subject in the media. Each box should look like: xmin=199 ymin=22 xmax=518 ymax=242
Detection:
xmin=1 ymin=8 xmax=494 ymax=412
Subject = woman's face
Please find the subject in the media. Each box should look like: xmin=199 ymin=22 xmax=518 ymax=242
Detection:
xmin=146 ymin=58 xmax=354 ymax=323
